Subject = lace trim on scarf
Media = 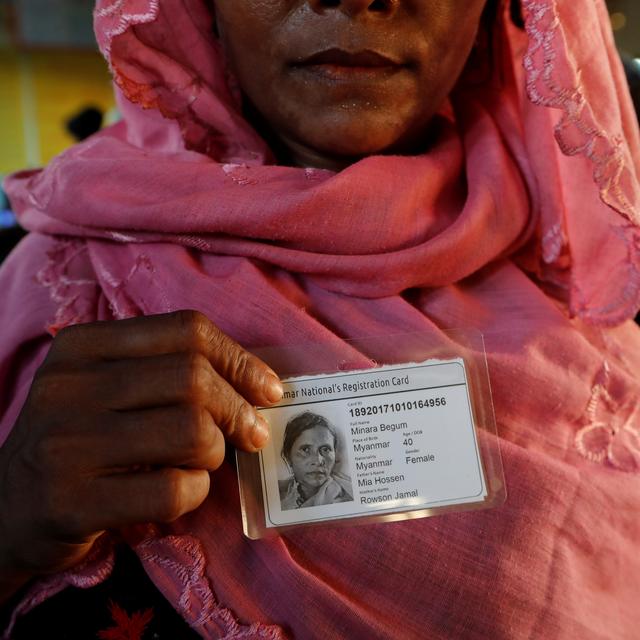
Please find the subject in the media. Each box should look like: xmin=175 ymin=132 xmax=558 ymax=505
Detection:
xmin=522 ymin=0 xmax=639 ymax=226
xmin=575 ymin=361 xmax=640 ymax=473
xmin=522 ymin=0 xmax=640 ymax=324
xmin=36 ymin=237 xmax=163 ymax=328
xmin=3 ymin=530 xmax=284 ymax=639
xmin=2 ymin=535 xmax=116 ymax=640
xmin=135 ymin=531 xmax=286 ymax=639
xmin=96 ymin=249 xmax=156 ymax=320
xmin=94 ymin=0 xmax=243 ymax=158
xmin=572 ymin=225 xmax=640 ymax=325
xmin=94 ymin=0 xmax=160 ymax=59
xmin=36 ymin=239 xmax=100 ymax=335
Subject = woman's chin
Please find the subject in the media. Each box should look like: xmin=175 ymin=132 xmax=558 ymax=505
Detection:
xmin=282 ymin=113 xmax=430 ymax=169
xmin=302 ymin=473 xmax=328 ymax=487
xmin=313 ymin=127 xmax=400 ymax=157
xmin=281 ymin=129 xmax=404 ymax=170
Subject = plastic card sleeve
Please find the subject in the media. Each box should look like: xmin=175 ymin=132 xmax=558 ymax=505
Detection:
xmin=236 ymin=330 xmax=505 ymax=539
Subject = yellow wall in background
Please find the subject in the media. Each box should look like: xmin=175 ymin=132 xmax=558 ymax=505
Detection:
xmin=0 ymin=51 xmax=27 ymax=172
xmin=0 ymin=49 xmax=114 ymax=175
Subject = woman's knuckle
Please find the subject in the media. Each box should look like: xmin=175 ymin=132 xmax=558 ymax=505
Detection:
xmin=228 ymin=350 xmax=252 ymax=383
xmin=209 ymin=430 xmax=225 ymax=469
xmin=177 ymin=352 xmax=211 ymax=399
xmin=205 ymin=324 xmax=226 ymax=354
xmin=181 ymin=406 xmax=213 ymax=453
xmin=227 ymin=400 xmax=252 ymax=438
xmin=180 ymin=406 xmax=223 ymax=468
xmin=177 ymin=310 xmax=211 ymax=349
xmin=28 ymin=377 xmax=51 ymax=408
xmin=50 ymin=323 xmax=89 ymax=359
xmin=175 ymin=308 xmax=200 ymax=331
xmin=31 ymin=366 xmax=62 ymax=404
xmin=52 ymin=324 xmax=76 ymax=348
xmin=196 ymin=409 xmax=218 ymax=451
xmin=156 ymin=469 xmax=186 ymax=522
xmin=176 ymin=403 xmax=198 ymax=435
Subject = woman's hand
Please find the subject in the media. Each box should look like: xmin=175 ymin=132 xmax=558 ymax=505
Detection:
xmin=0 ymin=310 xmax=283 ymax=601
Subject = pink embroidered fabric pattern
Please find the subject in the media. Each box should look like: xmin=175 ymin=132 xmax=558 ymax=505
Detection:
xmin=1 ymin=0 xmax=640 ymax=638
xmin=523 ymin=0 xmax=639 ymax=223
xmin=575 ymin=362 xmax=640 ymax=472
xmin=4 ymin=535 xmax=116 ymax=638
xmin=134 ymin=532 xmax=285 ymax=638
xmin=35 ymin=240 xmax=100 ymax=333
xmin=94 ymin=0 xmax=159 ymax=59
xmin=94 ymin=0 xmax=268 ymax=158
xmin=517 ymin=0 xmax=640 ymax=323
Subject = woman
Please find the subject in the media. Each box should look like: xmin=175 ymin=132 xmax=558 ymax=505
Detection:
xmin=279 ymin=412 xmax=353 ymax=510
xmin=0 ymin=0 xmax=639 ymax=637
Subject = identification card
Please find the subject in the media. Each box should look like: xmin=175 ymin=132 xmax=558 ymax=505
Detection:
xmin=256 ymin=358 xmax=488 ymax=528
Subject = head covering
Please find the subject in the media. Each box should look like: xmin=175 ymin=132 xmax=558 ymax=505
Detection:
xmin=5 ymin=0 xmax=640 ymax=324
xmin=2 ymin=1 xmax=640 ymax=638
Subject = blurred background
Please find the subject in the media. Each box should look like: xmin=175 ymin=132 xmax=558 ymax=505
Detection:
xmin=0 ymin=0 xmax=638 ymax=251
xmin=0 ymin=0 xmax=114 ymax=175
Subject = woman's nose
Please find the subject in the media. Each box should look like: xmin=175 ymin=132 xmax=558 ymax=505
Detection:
xmin=308 ymin=0 xmax=398 ymax=18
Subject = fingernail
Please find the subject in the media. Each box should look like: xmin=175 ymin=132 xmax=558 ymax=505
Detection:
xmin=264 ymin=372 xmax=284 ymax=404
xmin=251 ymin=414 xmax=270 ymax=449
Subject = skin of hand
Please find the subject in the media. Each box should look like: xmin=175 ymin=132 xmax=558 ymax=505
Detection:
xmin=0 ymin=310 xmax=283 ymax=602
xmin=214 ymin=0 xmax=489 ymax=170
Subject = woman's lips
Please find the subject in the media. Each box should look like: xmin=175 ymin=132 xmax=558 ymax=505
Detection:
xmin=291 ymin=48 xmax=406 ymax=82
xmin=299 ymin=48 xmax=402 ymax=67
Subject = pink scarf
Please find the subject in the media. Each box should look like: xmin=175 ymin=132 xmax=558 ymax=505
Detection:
xmin=2 ymin=0 xmax=640 ymax=637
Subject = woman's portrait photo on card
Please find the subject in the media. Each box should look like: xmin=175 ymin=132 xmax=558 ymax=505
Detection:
xmin=278 ymin=411 xmax=353 ymax=510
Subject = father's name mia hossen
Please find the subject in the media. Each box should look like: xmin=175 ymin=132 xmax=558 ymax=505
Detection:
xmin=353 ymin=424 xmax=435 ymax=504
